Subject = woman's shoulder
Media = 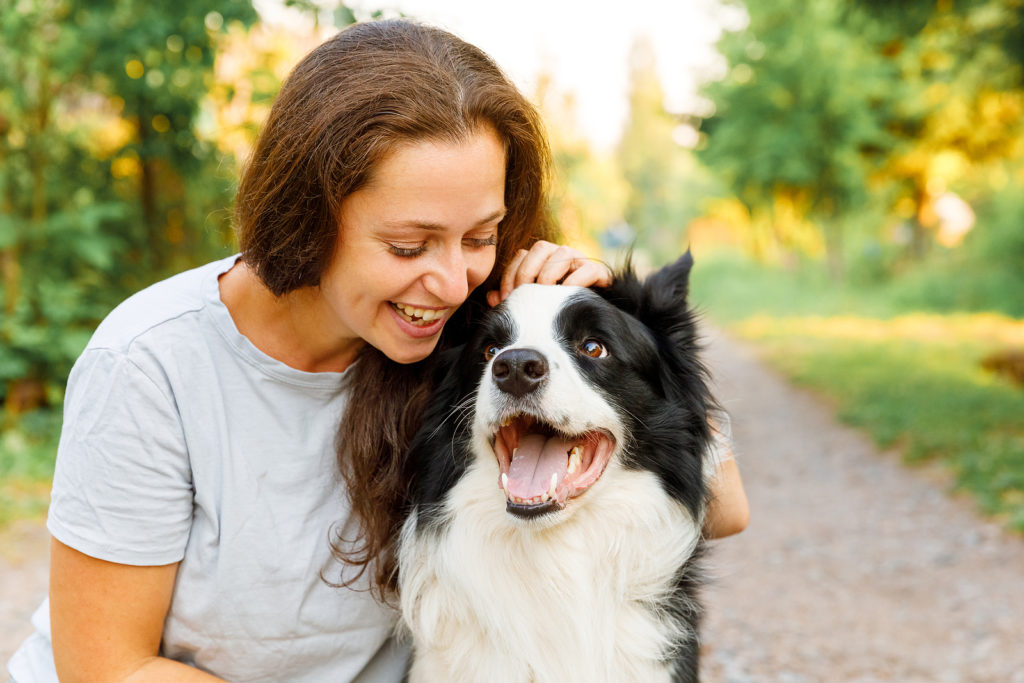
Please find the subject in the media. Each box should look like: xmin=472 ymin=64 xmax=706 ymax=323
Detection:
xmin=87 ymin=254 xmax=238 ymax=355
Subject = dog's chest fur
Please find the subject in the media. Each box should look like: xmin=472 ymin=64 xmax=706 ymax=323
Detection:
xmin=399 ymin=459 xmax=701 ymax=682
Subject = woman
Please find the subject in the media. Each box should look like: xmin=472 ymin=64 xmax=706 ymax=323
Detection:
xmin=8 ymin=19 xmax=747 ymax=683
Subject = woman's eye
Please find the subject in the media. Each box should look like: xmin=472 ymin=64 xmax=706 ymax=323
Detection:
xmin=579 ymin=340 xmax=608 ymax=358
xmin=388 ymin=243 xmax=427 ymax=258
xmin=465 ymin=234 xmax=497 ymax=249
xmin=484 ymin=344 xmax=501 ymax=361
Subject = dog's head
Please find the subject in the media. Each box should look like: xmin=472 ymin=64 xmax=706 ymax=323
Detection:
xmin=406 ymin=252 xmax=713 ymax=527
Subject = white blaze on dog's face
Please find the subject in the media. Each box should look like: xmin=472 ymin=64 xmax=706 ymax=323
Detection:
xmin=472 ymin=284 xmax=631 ymax=521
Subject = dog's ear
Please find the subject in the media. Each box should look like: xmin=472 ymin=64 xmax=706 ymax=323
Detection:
xmin=640 ymin=251 xmax=714 ymax=477
xmin=641 ymin=250 xmax=702 ymax=371
xmin=642 ymin=249 xmax=694 ymax=312
xmin=597 ymin=250 xmax=694 ymax=319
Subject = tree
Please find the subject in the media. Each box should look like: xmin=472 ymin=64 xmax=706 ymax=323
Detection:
xmin=698 ymin=0 xmax=899 ymax=275
xmin=854 ymin=0 xmax=1024 ymax=259
xmin=534 ymin=74 xmax=628 ymax=260
xmin=0 ymin=0 xmax=257 ymax=417
xmin=698 ymin=0 xmax=1024 ymax=275
xmin=618 ymin=38 xmax=709 ymax=265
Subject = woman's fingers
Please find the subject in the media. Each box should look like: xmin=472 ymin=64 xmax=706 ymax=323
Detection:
xmin=560 ymin=259 xmax=613 ymax=288
xmin=489 ymin=241 xmax=612 ymax=307
xmin=508 ymin=241 xmax=560 ymax=292
xmin=497 ymin=247 xmax=532 ymax=301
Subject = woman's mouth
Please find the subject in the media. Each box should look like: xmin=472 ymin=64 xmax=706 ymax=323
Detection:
xmin=390 ymin=302 xmax=451 ymax=327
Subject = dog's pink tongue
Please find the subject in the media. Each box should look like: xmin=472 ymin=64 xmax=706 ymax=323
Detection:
xmin=507 ymin=433 xmax=571 ymax=499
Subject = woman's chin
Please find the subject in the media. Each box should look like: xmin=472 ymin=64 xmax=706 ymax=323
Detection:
xmin=377 ymin=335 xmax=442 ymax=365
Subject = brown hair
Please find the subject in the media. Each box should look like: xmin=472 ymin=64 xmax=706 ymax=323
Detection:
xmin=235 ymin=20 xmax=559 ymax=598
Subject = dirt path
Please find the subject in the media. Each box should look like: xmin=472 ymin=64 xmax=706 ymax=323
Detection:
xmin=698 ymin=329 xmax=1024 ymax=683
xmin=0 ymin=518 xmax=49 ymax=668
xmin=3 ymin=330 xmax=1023 ymax=679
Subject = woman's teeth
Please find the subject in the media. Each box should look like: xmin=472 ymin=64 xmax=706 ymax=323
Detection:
xmin=391 ymin=302 xmax=449 ymax=325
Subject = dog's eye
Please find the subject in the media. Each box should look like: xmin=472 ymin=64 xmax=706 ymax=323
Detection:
xmin=579 ymin=340 xmax=608 ymax=358
xmin=484 ymin=344 xmax=501 ymax=361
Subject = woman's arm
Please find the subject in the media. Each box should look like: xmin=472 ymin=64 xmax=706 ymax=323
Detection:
xmin=703 ymin=457 xmax=749 ymax=539
xmin=49 ymin=538 xmax=226 ymax=683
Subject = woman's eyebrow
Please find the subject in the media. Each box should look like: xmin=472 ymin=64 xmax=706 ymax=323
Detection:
xmin=381 ymin=209 xmax=507 ymax=232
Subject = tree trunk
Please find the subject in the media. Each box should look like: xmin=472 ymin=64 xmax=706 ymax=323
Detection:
xmin=823 ymin=219 xmax=844 ymax=280
xmin=136 ymin=110 xmax=162 ymax=273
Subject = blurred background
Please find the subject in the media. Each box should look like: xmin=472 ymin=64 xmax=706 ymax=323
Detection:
xmin=1 ymin=0 xmax=1022 ymax=532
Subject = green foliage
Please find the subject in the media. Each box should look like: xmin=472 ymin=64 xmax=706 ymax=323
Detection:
xmin=0 ymin=0 xmax=257 ymax=415
xmin=698 ymin=0 xmax=1024 ymax=277
xmin=691 ymin=242 xmax=1024 ymax=322
xmin=699 ymin=0 xmax=902 ymax=266
xmin=854 ymin=180 xmax=1024 ymax=317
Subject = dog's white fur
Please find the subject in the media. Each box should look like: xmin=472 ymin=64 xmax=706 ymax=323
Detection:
xmin=398 ymin=285 xmax=706 ymax=682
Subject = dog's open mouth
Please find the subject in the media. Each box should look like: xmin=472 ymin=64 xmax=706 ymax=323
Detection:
xmin=491 ymin=415 xmax=615 ymax=518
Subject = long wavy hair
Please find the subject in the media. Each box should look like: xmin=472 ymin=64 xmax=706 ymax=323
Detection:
xmin=234 ymin=19 xmax=559 ymax=599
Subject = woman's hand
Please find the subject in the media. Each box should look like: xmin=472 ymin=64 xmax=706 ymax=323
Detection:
xmin=487 ymin=241 xmax=612 ymax=307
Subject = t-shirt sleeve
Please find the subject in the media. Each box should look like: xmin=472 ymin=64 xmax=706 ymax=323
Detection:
xmin=704 ymin=409 xmax=736 ymax=480
xmin=47 ymin=347 xmax=193 ymax=565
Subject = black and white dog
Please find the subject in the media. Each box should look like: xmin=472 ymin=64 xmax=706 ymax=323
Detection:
xmin=399 ymin=253 xmax=715 ymax=682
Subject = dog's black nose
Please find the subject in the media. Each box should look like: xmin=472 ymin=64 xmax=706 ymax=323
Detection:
xmin=492 ymin=348 xmax=548 ymax=396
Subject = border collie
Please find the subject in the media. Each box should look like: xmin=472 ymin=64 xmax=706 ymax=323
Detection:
xmin=399 ymin=253 xmax=715 ymax=682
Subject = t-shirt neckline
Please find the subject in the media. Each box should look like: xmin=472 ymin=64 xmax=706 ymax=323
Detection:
xmin=202 ymin=254 xmax=352 ymax=391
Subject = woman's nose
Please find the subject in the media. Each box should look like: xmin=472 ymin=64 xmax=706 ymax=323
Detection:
xmin=424 ymin=246 xmax=470 ymax=304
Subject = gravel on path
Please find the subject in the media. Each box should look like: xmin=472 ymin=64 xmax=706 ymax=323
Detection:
xmin=698 ymin=328 xmax=1024 ymax=683
xmin=1 ymin=519 xmax=49 ymax=668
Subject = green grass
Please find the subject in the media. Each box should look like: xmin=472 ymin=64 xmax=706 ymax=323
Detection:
xmin=0 ymin=408 xmax=60 ymax=526
xmin=691 ymin=252 xmax=1024 ymax=530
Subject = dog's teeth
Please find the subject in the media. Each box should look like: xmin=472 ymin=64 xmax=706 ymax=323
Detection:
xmin=567 ymin=448 xmax=581 ymax=475
xmin=548 ymin=473 xmax=558 ymax=500
xmin=501 ymin=473 xmax=509 ymax=496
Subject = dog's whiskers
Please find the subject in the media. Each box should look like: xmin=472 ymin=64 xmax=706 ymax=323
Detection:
xmin=424 ymin=394 xmax=475 ymax=444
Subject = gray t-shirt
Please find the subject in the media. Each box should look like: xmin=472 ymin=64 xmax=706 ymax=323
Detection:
xmin=7 ymin=255 xmax=406 ymax=682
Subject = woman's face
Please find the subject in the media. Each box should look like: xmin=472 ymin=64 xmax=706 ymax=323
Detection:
xmin=320 ymin=126 xmax=507 ymax=364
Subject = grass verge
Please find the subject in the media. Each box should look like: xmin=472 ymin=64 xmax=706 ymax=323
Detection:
xmin=692 ymin=253 xmax=1024 ymax=530
xmin=0 ymin=408 xmax=60 ymax=527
